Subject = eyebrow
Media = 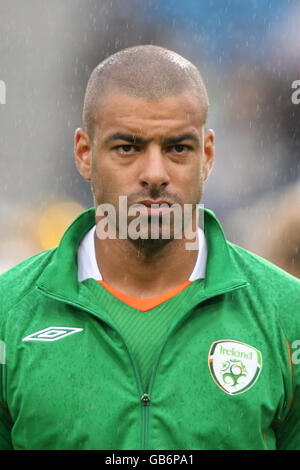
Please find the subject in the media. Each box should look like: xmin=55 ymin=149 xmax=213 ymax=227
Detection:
xmin=105 ymin=132 xmax=200 ymax=145
xmin=163 ymin=134 xmax=199 ymax=146
xmin=105 ymin=133 xmax=144 ymax=144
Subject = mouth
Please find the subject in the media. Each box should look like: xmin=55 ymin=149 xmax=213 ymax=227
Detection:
xmin=133 ymin=200 xmax=172 ymax=216
xmin=137 ymin=200 xmax=171 ymax=207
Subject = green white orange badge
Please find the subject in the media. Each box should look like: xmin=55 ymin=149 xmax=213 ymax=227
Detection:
xmin=208 ymin=340 xmax=262 ymax=395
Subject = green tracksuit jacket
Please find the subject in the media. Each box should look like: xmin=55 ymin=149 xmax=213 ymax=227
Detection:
xmin=0 ymin=207 xmax=299 ymax=450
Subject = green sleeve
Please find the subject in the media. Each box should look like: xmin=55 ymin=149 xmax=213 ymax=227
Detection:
xmin=274 ymin=283 xmax=300 ymax=450
xmin=0 ymin=282 xmax=13 ymax=450
xmin=0 ymin=402 xmax=13 ymax=450
xmin=274 ymin=339 xmax=300 ymax=450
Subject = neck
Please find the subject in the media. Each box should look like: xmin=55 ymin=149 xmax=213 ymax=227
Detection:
xmin=93 ymin=219 xmax=199 ymax=298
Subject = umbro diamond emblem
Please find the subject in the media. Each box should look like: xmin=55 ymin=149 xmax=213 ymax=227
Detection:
xmin=22 ymin=326 xmax=83 ymax=342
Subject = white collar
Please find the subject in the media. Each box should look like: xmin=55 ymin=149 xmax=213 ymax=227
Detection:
xmin=77 ymin=225 xmax=207 ymax=282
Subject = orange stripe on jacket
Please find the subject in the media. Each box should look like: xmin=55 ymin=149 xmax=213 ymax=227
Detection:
xmin=98 ymin=280 xmax=192 ymax=311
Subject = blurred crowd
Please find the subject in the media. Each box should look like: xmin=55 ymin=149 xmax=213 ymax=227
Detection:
xmin=0 ymin=0 xmax=299 ymax=277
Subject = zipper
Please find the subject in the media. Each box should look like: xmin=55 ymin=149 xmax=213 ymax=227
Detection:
xmin=37 ymin=281 xmax=248 ymax=450
xmin=140 ymin=393 xmax=150 ymax=449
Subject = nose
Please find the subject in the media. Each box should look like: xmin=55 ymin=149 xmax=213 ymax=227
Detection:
xmin=138 ymin=144 xmax=170 ymax=191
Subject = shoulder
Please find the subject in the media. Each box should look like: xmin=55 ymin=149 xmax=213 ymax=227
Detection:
xmin=0 ymin=248 xmax=56 ymax=323
xmin=228 ymin=241 xmax=300 ymax=338
xmin=228 ymin=241 xmax=300 ymax=291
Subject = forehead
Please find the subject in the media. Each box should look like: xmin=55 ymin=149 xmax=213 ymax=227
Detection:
xmin=95 ymin=89 xmax=204 ymax=140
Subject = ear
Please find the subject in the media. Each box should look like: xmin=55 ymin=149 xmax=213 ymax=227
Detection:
xmin=203 ymin=128 xmax=215 ymax=180
xmin=74 ymin=128 xmax=92 ymax=182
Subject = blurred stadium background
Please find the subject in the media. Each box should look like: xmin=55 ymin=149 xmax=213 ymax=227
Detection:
xmin=0 ymin=0 xmax=299 ymax=276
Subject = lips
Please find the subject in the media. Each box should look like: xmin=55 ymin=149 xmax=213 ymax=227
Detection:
xmin=132 ymin=200 xmax=172 ymax=217
xmin=136 ymin=200 xmax=171 ymax=207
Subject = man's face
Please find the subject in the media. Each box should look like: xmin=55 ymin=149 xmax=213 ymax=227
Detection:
xmin=75 ymin=89 xmax=214 ymax=242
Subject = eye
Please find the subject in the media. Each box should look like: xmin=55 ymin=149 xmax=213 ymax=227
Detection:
xmin=169 ymin=144 xmax=190 ymax=154
xmin=115 ymin=145 xmax=138 ymax=155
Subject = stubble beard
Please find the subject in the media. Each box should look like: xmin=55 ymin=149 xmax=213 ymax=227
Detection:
xmin=91 ymin=163 xmax=204 ymax=256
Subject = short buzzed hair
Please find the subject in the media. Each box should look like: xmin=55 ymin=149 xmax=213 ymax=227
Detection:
xmin=83 ymin=45 xmax=209 ymax=141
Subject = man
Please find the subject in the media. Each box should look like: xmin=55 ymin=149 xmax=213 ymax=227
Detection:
xmin=0 ymin=45 xmax=299 ymax=450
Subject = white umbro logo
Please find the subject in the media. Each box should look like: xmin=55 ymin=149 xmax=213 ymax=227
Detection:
xmin=22 ymin=326 xmax=83 ymax=342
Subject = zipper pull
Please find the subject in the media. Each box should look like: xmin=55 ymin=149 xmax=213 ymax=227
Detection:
xmin=141 ymin=393 xmax=150 ymax=406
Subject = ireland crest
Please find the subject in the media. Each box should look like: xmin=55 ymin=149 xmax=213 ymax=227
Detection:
xmin=208 ymin=340 xmax=262 ymax=395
